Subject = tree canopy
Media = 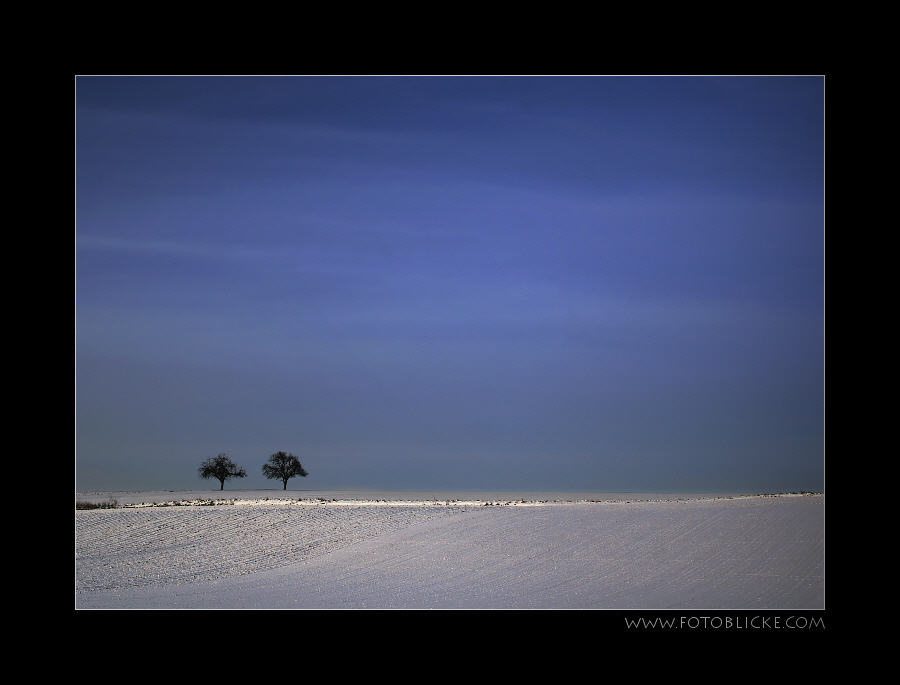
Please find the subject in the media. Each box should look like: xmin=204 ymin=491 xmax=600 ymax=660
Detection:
xmin=198 ymin=454 xmax=247 ymax=490
xmin=262 ymin=451 xmax=309 ymax=490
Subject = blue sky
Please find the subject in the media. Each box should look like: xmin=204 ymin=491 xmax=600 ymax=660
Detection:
xmin=75 ymin=75 xmax=824 ymax=493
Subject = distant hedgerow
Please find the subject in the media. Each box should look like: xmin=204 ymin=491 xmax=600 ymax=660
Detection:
xmin=76 ymin=499 xmax=119 ymax=510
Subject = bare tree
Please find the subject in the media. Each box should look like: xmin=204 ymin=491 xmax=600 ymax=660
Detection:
xmin=262 ymin=451 xmax=309 ymax=490
xmin=198 ymin=453 xmax=247 ymax=490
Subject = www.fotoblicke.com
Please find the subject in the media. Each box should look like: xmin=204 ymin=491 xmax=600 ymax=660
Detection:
xmin=624 ymin=614 xmax=825 ymax=631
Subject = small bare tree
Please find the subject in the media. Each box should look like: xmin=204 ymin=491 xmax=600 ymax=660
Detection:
xmin=198 ymin=453 xmax=247 ymax=490
xmin=262 ymin=451 xmax=309 ymax=490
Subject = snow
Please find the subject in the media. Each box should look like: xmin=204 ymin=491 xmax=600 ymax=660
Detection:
xmin=75 ymin=490 xmax=824 ymax=610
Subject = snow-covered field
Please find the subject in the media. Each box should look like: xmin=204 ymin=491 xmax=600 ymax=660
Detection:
xmin=74 ymin=490 xmax=824 ymax=610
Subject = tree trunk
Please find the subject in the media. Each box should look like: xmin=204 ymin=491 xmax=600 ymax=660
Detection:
xmin=283 ymin=480 xmax=287 ymax=490
xmin=220 ymin=481 xmax=224 ymax=490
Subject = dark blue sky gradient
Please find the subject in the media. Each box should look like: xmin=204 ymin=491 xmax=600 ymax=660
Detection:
xmin=76 ymin=75 xmax=824 ymax=493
